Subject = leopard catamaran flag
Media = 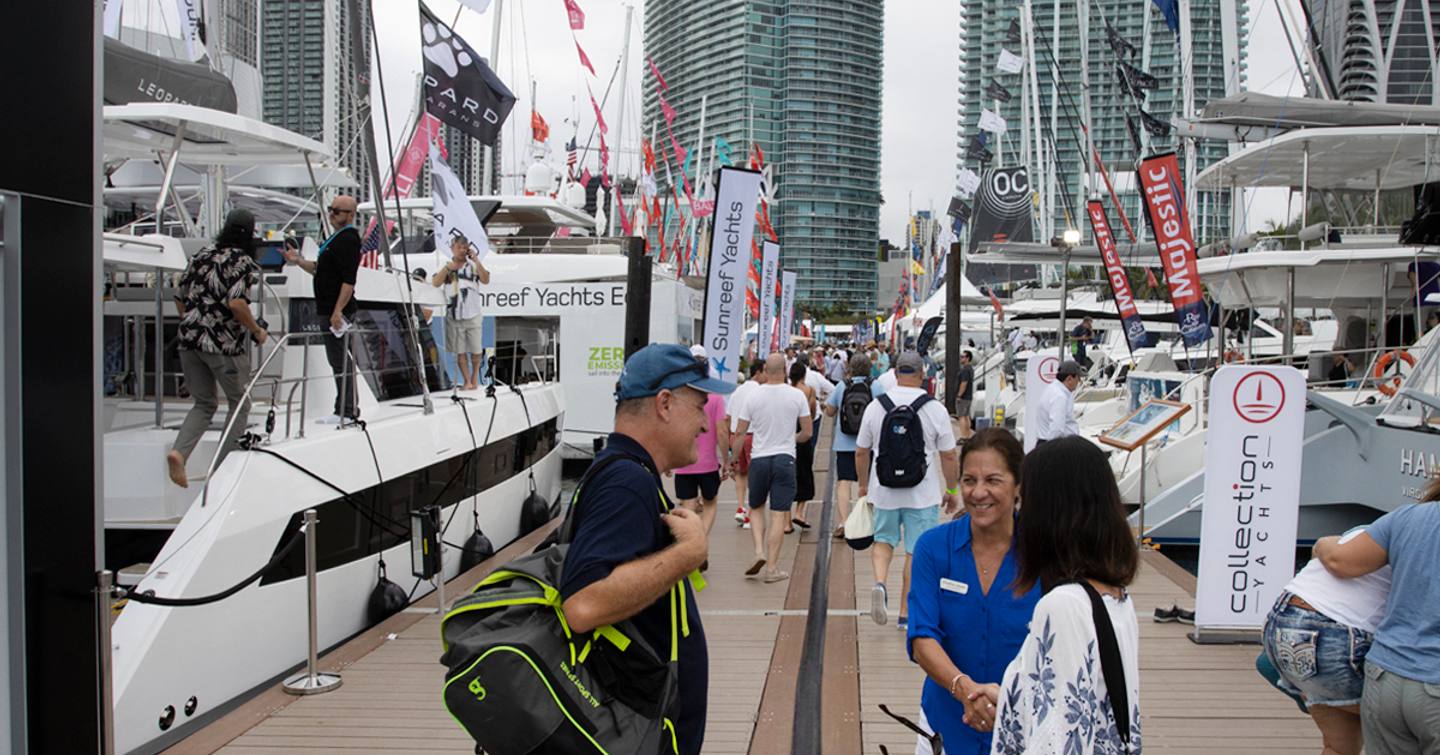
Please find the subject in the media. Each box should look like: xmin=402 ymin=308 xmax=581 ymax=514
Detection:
xmin=419 ymin=2 xmax=516 ymax=145
xmin=429 ymin=144 xmax=493 ymax=263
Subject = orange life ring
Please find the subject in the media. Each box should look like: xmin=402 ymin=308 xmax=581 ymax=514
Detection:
xmin=1374 ymin=349 xmax=1416 ymax=396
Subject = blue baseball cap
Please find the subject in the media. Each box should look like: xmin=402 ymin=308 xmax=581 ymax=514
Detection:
xmin=615 ymin=343 xmax=737 ymax=401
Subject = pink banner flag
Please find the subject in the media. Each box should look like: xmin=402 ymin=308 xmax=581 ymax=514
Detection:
xmin=647 ymin=56 xmax=669 ymax=92
xmin=580 ymin=167 xmax=592 ymax=186
xmin=616 ymin=187 xmax=633 ymax=235
xmin=563 ymin=0 xmax=585 ymax=29
xmin=589 ymin=88 xmax=608 ymax=134
xmin=359 ymin=112 xmax=448 ymax=268
xmin=658 ymin=91 xmax=677 ymax=126
xmin=575 ymin=40 xmax=595 ymax=76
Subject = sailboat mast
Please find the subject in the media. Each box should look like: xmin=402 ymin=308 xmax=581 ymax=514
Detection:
xmin=483 ymin=0 xmax=505 ymax=195
xmin=610 ymin=3 xmax=635 ymax=236
xmin=344 ymin=0 xmax=391 ymax=265
xmin=1023 ymin=0 xmax=1047 ymax=240
xmin=1178 ymin=0 xmax=1197 ymax=223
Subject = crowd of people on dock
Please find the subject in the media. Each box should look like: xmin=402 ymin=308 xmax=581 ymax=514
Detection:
xmin=558 ymin=337 xmax=1440 ymax=755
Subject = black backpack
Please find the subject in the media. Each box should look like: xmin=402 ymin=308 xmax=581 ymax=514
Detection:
xmin=874 ymin=393 xmax=932 ymax=488
xmin=839 ymin=379 xmax=873 ymax=435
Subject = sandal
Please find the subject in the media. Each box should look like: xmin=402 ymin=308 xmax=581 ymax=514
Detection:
xmin=745 ymin=558 xmax=766 ymax=576
xmin=792 ymin=519 xmax=811 ymax=529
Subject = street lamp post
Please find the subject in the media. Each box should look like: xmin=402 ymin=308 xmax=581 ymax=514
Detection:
xmin=1054 ymin=229 xmax=1081 ymax=359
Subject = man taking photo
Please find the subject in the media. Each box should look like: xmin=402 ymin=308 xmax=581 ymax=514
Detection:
xmin=431 ymin=234 xmax=492 ymax=390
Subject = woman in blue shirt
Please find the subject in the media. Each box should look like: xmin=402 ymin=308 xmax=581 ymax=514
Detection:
xmin=907 ymin=428 xmax=1040 ymax=754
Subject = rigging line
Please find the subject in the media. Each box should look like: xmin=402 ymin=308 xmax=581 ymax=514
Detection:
xmin=365 ymin=0 xmax=409 ymax=268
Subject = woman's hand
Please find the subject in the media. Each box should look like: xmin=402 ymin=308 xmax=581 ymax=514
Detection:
xmin=960 ymin=682 xmax=1000 ymax=732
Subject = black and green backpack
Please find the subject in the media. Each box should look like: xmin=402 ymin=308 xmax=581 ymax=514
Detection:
xmin=439 ymin=454 xmax=704 ymax=754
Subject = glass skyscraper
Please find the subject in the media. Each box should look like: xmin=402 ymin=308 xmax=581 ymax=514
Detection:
xmin=956 ymin=0 xmax=1247 ymax=249
xmin=1304 ymin=0 xmax=1439 ymax=104
xmin=644 ymin=0 xmax=883 ymax=311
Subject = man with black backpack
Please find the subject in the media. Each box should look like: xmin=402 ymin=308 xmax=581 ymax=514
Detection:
xmin=559 ymin=344 xmax=734 ymax=755
xmin=824 ymin=352 xmax=874 ymax=539
xmin=855 ymin=351 xmax=960 ymax=629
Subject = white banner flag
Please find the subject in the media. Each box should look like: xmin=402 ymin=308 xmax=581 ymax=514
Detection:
xmin=778 ymin=271 xmax=798 ymax=349
xmin=1195 ymin=366 xmax=1306 ymax=631
xmin=104 ymin=0 xmax=125 ymax=37
xmin=1022 ymin=349 xmax=1060 ymax=452
xmin=979 ymin=109 xmax=1009 ymax=134
xmin=429 ymin=144 xmax=494 ymax=264
xmin=702 ymin=167 xmax=764 ymax=383
xmin=175 ymin=0 xmax=204 ymax=60
xmin=957 ymin=168 xmax=981 ymax=197
xmin=757 ymin=241 xmax=781 ymax=358
xmin=457 ymin=0 xmax=494 ymax=12
xmin=997 ymin=49 xmax=1025 ymax=74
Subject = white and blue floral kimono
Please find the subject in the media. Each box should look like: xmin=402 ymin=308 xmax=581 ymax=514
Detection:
xmin=992 ymin=585 xmax=1142 ymax=754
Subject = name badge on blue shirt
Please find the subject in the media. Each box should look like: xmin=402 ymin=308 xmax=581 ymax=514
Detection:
xmin=940 ymin=578 xmax=968 ymax=595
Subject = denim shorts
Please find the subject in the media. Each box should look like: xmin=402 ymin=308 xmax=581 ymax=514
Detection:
xmin=1261 ymin=592 xmax=1373 ymax=707
xmin=748 ymin=454 xmax=796 ymax=512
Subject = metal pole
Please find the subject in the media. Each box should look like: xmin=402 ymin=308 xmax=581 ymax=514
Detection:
xmin=283 ymin=509 xmax=342 ymax=694
xmin=944 ymin=242 xmax=962 ymax=415
xmin=1138 ymin=443 xmax=1147 ymax=543
xmin=434 ymin=526 xmax=447 ymax=614
xmin=344 ymin=0 xmax=392 ymax=267
xmin=1380 ymin=263 xmax=1390 ymax=350
xmin=154 ymin=266 xmax=165 ymax=427
xmin=1057 ymin=248 xmax=1072 ymax=358
xmin=97 ymin=571 xmax=116 ymax=755
xmin=299 ymin=337 xmax=311 ymax=438
xmin=609 ymin=4 xmax=635 ymax=236
xmin=1284 ymin=267 xmax=1296 ymax=357
xmin=790 ymin=414 xmax=838 ymax=755
xmin=482 ymin=0 xmax=506 ymax=195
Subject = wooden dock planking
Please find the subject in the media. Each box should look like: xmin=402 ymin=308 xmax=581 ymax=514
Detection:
xmin=177 ymin=419 xmax=1322 ymax=754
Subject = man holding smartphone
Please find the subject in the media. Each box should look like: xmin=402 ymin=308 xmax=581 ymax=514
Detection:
xmin=431 ymin=233 xmax=491 ymax=390
xmin=283 ymin=194 xmax=362 ymax=421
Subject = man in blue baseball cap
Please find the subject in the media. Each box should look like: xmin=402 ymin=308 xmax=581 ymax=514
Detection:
xmin=560 ymin=344 xmax=735 ymax=755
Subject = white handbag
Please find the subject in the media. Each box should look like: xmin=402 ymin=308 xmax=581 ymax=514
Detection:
xmin=844 ymin=495 xmax=875 ymax=551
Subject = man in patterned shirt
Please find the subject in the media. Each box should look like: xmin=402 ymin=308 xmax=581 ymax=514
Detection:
xmin=165 ymin=209 xmax=268 ymax=488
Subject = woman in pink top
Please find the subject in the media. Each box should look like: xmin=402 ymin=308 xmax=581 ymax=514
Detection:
xmin=672 ymin=349 xmax=731 ymax=534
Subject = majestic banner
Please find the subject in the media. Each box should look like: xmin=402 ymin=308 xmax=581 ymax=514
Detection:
xmin=1138 ymin=153 xmax=1211 ymax=348
xmin=1195 ymin=366 xmax=1305 ymax=631
xmin=420 ymin=3 xmax=517 ymax=145
xmin=1086 ymin=200 xmax=1149 ymax=352
xmin=969 ymin=166 xmax=1034 ymax=252
xmin=701 ymin=167 xmax=764 ymax=383
xmin=757 ymin=241 xmax=781 ymax=358
xmin=429 ymin=145 xmax=493 ymax=262
xmin=778 ymin=271 xmax=798 ymax=350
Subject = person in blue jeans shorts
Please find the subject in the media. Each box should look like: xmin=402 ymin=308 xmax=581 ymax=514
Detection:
xmin=1262 ymin=526 xmax=1391 ymax=755
xmin=1315 ymin=483 xmax=1440 ymax=755
xmin=732 ymin=354 xmax=812 ymax=584
xmin=855 ymin=351 xmax=960 ymax=629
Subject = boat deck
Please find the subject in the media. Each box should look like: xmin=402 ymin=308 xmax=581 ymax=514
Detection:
xmin=167 ymin=425 xmax=1321 ymax=754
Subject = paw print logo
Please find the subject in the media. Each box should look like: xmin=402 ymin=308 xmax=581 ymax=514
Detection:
xmin=421 ymin=19 xmax=471 ymax=78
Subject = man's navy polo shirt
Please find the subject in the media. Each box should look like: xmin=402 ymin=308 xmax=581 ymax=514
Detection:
xmin=559 ymin=433 xmax=708 ymax=755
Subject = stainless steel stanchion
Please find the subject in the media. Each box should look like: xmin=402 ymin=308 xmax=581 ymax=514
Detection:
xmin=434 ymin=532 xmax=446 ymax=614
xmin=283 ymin=509 xmax=342 ymax=695
xmin=97 ymin=570 xmax=117 ymax=755
xmin=1138 ymin=443 xmax=1148 ymax=545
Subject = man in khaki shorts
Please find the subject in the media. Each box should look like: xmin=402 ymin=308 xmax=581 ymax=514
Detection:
xmin=432 ymin=235 xmax=491 ymax=389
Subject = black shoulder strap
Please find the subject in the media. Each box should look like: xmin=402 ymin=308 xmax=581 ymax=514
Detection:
xmin=558 ymin=453 xmax=658 ymax=545
xmin=908 ymin=393 xmax=931 ymax=410
xmin=1070 ymin=580 xmax=1131 ymax=745
xmin=877 ymin=393 xmax=895 ymax=412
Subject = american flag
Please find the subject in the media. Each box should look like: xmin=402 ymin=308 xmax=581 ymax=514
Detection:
xmin=565 ymin=137 xmax=578 ymax=174
xmin=358 ymin=219 xmax=385 ymax=270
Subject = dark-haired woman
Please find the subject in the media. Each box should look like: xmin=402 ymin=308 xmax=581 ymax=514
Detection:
xmin=787 ymin=361 xmax=817 ymax=533
xmin=165 ymin=209 xmax=267 ymax=488
xmin=983 ymin=436 xmax=1141 ymax=753
xmin=906 ymin=428 xmax=1041 ymax=754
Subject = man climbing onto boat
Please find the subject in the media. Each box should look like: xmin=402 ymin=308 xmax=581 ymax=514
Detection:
xmin=282 ymin=194 xmax=362 ymax=421
xmin=165 ymin=209 xmax=267 ymax=487
xmin=561 ymin=343 xmax=734 ymax=755
xmin=430 ymin=234 xmax=491 ymax=390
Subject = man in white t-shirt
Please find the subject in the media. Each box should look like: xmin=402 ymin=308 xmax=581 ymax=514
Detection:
xmin=856 ymin=351 xmax=960 ymax=628
xmin=724 ymin=361 xmax=765 ymax=526
xmin=431 ymin=235 xmax=491 ymax=390
xmin=732 ymin=354 xmax=812 ymax=584
xmin=1033 ymin=360 xmax=1083 ymax=443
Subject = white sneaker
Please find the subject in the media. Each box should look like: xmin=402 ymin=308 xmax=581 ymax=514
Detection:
xmin=314 ymin=414 xmax=343 ymax=425
xmin=734 ymin=507 xmax=746 ymax=524
xmin=742 ymin=521 xmax=751 ymax=530
xmin=870 ymin=583 xmax=888 ymax=626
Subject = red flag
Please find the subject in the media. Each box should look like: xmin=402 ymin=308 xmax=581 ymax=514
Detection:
xmin=658 ymin=92 xmax=677 ymax=126
xmin=616 ymin=188 xmax=633 ymax=235
xmin=589 ymin=88 xmax=608 ymax=134
xmin=641 ymin=139 xmax=656 ymax=173
xmin=987 ymin=287 xmax=1004 ymax=319
xmin=753 ymin=142 xmax=766 ymax=168
xmin=575 ymin=40 xmax=595 ymax=75
xmin=1145 ymin=267 xmax=1160 ymax=289
xmin=580 ymin=167 xmax=592 ymax=186
xmin=563 ymin=0 xmax=585 ymax=30
xmin=530 ymin=109 xmax=549 ymax=142
xmin=647 ymin=56 xmax=669 ymax=92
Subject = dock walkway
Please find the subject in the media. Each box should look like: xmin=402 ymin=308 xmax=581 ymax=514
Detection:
xmin=172 ymin=425 xmax=1320 ymax=754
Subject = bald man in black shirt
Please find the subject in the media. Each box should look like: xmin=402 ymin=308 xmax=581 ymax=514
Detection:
xmin=284 ymin=194 xmax=362 ymax=420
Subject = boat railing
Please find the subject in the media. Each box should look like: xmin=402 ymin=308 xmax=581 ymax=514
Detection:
xmin=491 ymin=234 xmax=631 ymax=255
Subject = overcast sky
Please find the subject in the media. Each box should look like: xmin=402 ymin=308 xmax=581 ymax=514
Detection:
xmin=371 ymin=0 xmax=1305 ymax=239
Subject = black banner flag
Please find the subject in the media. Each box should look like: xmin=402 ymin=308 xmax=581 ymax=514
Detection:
xmin=985 ymin=80 xmax=1013 ymax=103
xmin=419 ymin=3 xmax=516 ymax=145
xmin=1139 ymin=108 xmax=1172 ymax=136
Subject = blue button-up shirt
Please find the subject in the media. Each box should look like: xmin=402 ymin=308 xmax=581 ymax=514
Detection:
xmin=906 ymin=516 xmax=1041 ymax=755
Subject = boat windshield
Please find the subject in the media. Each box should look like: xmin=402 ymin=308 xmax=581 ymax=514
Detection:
xmin=1378 ymin=329 xmax=1440 ymax=427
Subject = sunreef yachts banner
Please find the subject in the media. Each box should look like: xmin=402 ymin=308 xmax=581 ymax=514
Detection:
xmin=757 ymin=241 xmax=781 ymax=358
xmin=1086 ymin=200 xmax=1149 ymax=352
xmin=1138 ymin=153 xmax=1211 ymax=349
xmin=701 ymin=167 xmax=764 ymax=383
